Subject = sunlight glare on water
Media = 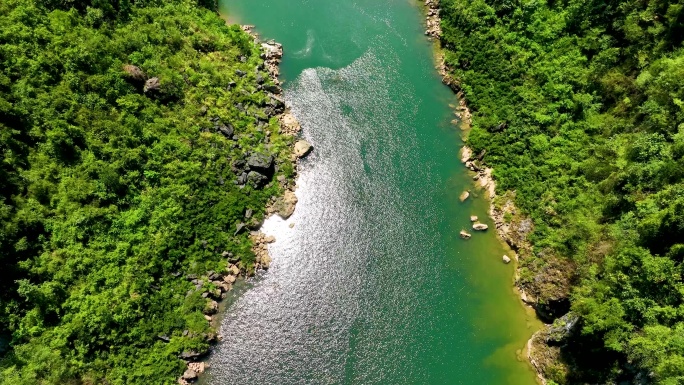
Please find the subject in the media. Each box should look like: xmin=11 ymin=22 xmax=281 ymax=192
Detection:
xmin=206 ymin=1 xmax=540 ymax=384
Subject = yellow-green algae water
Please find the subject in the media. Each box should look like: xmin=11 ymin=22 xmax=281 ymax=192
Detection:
xmin=205 ymin=0 xmax=541 ymax=383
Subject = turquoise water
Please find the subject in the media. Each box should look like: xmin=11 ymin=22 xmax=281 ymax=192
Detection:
xmin=206 ymin=1 xmax=540 ymax=383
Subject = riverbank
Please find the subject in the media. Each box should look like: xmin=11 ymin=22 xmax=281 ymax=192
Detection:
xmin=420 ymin=1 xmax=547 ymax=383
xmin=177 ymin=24 xmax=309 ymax=385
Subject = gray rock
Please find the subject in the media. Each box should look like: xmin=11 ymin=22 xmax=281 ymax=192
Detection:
xmin=178 ymin=350 xmax=203 ymax=360
xmin=502 ymin=255 xmax=511 ymax=264
xmin=234 ymin=222 xmax=246 ymax=236
xmin=247 ymin=170 xmax=269 ymax=188
xmin=263 ymin=84 xmax=282 ymax=94
xmin=236 ymin=172 xmax=248 ymax=185
xmin=217 ymin=124 xmax=234 ymax=138
xmin=143 ymin=77 xmax=160 ymax=93
xmin=247 ymin=153 xmax=274 ymax=173
xmin=544 ymin=312 xmax=579 ymax=345
xmin=472 ymin=223 xmax=489 ymax=231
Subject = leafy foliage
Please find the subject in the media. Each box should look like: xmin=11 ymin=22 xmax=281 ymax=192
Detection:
xmin=0 ymin=0 xmax=291 ymax=383
xmin=441 ymin=0 xmax=684 ymax=383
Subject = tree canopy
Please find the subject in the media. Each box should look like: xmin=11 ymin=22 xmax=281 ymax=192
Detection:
xmin=0 ymin=0 xmax=292 ymax=383
xmin=441 ymin=0 xmax=684 ymax=383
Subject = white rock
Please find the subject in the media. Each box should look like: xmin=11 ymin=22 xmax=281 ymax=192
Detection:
xmin=472 ymin=223 xmax=489 ymax=231
xmin=294 ymin=140 xmax=313 ymax=158
xmin=502 ymin=255 xmax=511 ymax=264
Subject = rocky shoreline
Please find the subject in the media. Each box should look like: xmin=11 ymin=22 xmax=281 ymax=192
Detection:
xmin=177 ymin=25 xmax=310 ymax=385
xmin=420 ymin=1 xmax=549 ymax=384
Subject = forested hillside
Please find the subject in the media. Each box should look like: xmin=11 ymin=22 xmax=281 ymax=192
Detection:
xmin=440 ymin=0 xmax=684 ymax=383
xmin=0 ymin=0 xmax=292 ymax=383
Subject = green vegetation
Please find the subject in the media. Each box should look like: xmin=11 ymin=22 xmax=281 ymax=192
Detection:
xmin=0 ymin=0 xmax=292 ymax=383
xmin=440 ymin=0 xmax=684 ymax=383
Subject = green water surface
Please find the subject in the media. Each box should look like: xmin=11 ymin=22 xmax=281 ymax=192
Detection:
xmin=208 ymin=1 xmax=540 ymax=384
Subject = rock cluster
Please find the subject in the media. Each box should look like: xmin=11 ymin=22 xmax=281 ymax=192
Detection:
xmin=461 ymin=147 xmax=496 ymax=198
xmin=178 ymin=25 xmax=308 ymax=385
xmin=178 ymin=362 xmax=206 ymax=384
xmin=280 ymin=112 xmax=301 ymax=135
xmin=270 ymin=189 xmax=298 ymax=219
xmin=424 ymin=0 xmax=441 ymax=38
xmin=176 ymin=256 xmax=245 ymax=384
xmin=177 ymin=23 xmax=310 ymax=385
xmin=232 ymin=152 xmax=275 ymax=189
xmin=261 ymin=40 xmax=283 ymax=79
xmin=250 ymin=231 xmax=275 ymax=270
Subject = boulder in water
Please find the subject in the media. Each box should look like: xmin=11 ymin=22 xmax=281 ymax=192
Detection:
xmin=470 ymin=215 xmax=478 ymax=222
xmin=460 ymin=230 xmax=472 ymax=239
xmin=276 ymin=190 xmax=298 ymax=219
xmin=294 ymin=140 xmax=313 ymax=158
xmin=502 ymin=255 xmax=511 ymax=264
xmin=472 ymin=223 xmax=489 ymax=231
xmin=459 ymin=190 xmax=470 ymax=202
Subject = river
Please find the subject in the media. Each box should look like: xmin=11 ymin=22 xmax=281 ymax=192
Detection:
xmin=204 ymin=0 xmax=540 ymax=383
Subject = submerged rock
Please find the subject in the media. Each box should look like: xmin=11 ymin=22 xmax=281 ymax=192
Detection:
xmin=459 ymin=190 xmax=470 ymax=202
